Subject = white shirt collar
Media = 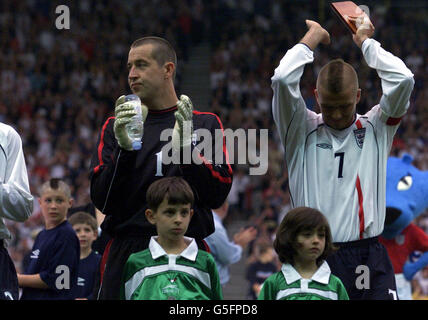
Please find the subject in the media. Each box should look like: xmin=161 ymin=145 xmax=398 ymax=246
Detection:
xmin=149 ymin=236 xmax=198 ymax=261
xmin=325 ymin=121 xmax=356 ymax=138
xmin=281 ymin=261 xmax=331 ymax=285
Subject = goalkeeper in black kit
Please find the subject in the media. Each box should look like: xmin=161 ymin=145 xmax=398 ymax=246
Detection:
xmin=90 ymin=36 xmax=233 ymax=300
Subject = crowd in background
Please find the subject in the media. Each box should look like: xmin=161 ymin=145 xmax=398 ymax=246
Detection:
xmin=0 ymin=0 xmax=205 ymax=273
xmin=209 ymin=0 xmax=428 ymax=299
xmin=0 ymin=0 xmax=427 ymax=299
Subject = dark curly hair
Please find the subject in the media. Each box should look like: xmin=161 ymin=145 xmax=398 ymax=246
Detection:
xmin=273 ymin=207 xmax=337 ymax=266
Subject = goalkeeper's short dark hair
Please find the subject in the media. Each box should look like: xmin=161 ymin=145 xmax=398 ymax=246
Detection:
xmin=146 ymin=177 xmax=194 ymax=212
xmin=131 ymin=36 xmax=177 ymax=79
xmin=273 ymin=207 xmax=337 ymax=266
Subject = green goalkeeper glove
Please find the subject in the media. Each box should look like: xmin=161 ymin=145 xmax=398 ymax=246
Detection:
xmin=172 ymin=94 xmax=194 ymax=153
xmin=113 ymin=95 xmax=148 ymax=151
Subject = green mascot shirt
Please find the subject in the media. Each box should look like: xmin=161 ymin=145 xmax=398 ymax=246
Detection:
xmin=258 ymin=261 xmax=349 ymax=300
xmin=121 ymin=236 xmax=222 ymax=300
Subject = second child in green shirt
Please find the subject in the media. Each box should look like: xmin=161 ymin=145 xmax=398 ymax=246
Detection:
xmin=120 ymin=177 xmax=222 ymax=300
xmin=258 ymin=207 xmax=349 ymax=300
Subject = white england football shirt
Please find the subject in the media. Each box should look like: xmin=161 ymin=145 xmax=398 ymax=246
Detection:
xmin=272 ymin=39 xmax=414 ymax=242
xmin=0 ymin=123 xmax=34 ymax=240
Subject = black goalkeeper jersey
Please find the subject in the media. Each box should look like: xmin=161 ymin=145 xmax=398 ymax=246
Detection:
xmin=89 ymin=105 xmax=232 ymax=239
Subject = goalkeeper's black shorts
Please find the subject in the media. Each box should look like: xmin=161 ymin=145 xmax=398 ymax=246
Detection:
xmin=326 ymin=236 xmax=398 ymax=300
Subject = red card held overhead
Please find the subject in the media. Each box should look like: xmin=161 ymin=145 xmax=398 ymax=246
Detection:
xmin=330 ymin=1 xmax=368 ymax=34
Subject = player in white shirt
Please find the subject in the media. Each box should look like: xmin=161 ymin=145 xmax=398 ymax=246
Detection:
xmin=272 ymin=19 xmax=414 ymax=300
xmin=0 ymin=123 xmax=34 ymax=300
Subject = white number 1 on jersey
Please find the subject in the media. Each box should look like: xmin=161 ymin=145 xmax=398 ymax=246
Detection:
xmin=155 ymin=151 xmax=164 ymax=176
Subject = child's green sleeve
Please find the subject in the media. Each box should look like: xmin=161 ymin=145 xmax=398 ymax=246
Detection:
xmin=258 ymin=277 xmax=274 ymax=300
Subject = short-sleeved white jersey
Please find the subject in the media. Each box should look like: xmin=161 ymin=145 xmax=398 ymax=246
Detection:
xmin=272 ymin=39 xmax=414 ymax=242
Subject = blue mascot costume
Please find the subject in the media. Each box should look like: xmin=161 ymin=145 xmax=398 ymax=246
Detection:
xmin=379 ymin=154 xmax=428 ymax=300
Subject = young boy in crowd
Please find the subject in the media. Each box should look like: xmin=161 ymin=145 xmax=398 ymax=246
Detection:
xmin=120 ymin=177 xmax=222 ymax=300
xmin=69 ymin=211 xmax=101 ymax=299
xmin=246 ymin=241 xmax=278 ymax=299
xmin=18 ymin=179 xmax=80 ymax=300
xmin=258 ymin=207 xmax=349 ymax=300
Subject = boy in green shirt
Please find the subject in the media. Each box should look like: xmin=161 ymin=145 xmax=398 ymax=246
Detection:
xmin=258 ymin=207 xmax=349 ymax=300
xmin=120 ymin=177 xmax=222 ymax=300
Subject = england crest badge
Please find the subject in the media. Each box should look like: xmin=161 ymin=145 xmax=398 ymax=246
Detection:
xmin=353 ymin=127 xmax=366 ymax=149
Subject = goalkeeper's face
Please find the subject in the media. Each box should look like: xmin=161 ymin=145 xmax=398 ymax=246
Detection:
xmin=127 ymin=44 xmax=165 ymax=102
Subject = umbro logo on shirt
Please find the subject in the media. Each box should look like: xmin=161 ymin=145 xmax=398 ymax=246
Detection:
xmin=78 ymin=277 xmax=85 ymax=287
xmin=316 ymin=143 xmax=332 ymax=149
xmin=30 ymin=249 xmax=40 ymax=259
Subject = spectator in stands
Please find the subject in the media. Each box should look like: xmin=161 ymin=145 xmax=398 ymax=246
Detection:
xmin=412 ymin=266 xmax=428 ymax=300
xmin=245 ymin=241 xmax=278 ymax=300
xmin=205 ymin=201 xmax=257 ymax=286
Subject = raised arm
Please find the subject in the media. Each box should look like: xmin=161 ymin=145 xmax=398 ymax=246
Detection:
xmin=300 ymin=20 xmax=331 ymax=51
xmin=352 ymin=16 xmax=414 ymax=120
xmin=271 ymin=20 xmax=330 ymax=147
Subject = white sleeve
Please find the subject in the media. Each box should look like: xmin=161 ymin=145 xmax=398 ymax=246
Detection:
xmin=0 ymin=127 xmax=33 ymax=222
xmin=361 ymin=38 xmax=414 ymax=120
xmin=271 ymin=43 xmax=315 ymax=148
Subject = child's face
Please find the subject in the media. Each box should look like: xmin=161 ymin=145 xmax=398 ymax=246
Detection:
xmin=38 ymin=188 xmax=73 ymax=229
xmin=146 ymin=198 xmax=193 ymax=242
xmin=294 ymin=226 xmax=326 ymax=263
xmin=259 ymin=247 xmax=274 ymax=263
xmin=72 ymin=223 xmax=97 ymax=251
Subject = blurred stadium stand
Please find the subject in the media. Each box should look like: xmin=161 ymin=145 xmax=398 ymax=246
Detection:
xmin=1 ymin=0 xmax=427 ymax=299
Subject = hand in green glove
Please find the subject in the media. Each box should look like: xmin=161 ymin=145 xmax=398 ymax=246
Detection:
xmin=113 ymin=95 xmax=148 ymax=151
xmin=172 ymin=94 xmax=194 ymax=153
